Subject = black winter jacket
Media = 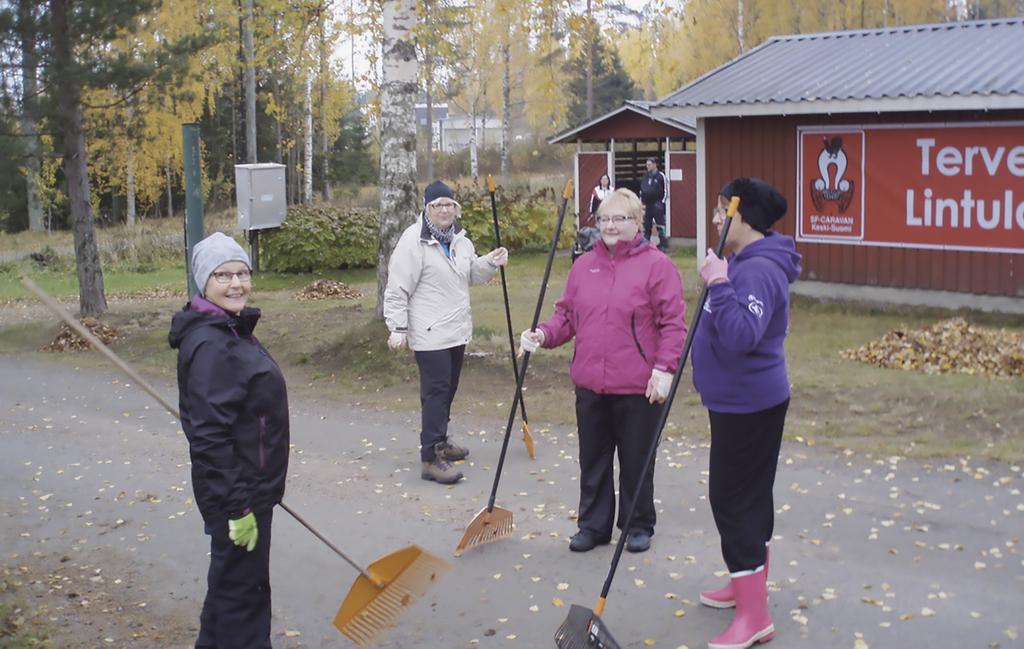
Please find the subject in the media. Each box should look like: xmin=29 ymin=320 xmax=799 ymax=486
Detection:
xmin=168 ymin=297 xmax=289 ymax=523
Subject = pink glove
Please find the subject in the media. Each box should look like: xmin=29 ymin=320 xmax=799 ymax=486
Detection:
xmin=700 ymin=249 xmax=729 ymax=285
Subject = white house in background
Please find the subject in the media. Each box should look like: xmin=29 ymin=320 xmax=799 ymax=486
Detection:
xmin=437 ymin=113 xmax=503 ymax=153
xmin=414 ymin=103 xmax=449 ymax=150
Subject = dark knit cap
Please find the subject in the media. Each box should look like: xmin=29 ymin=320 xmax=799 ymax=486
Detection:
xmin=424 ymin=180 xmax=455 ymax=206
xmin=719 ymin=177 xmax=787 ymax=233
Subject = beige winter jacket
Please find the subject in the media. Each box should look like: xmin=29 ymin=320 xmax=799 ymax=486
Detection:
xmin=384 ymin=217 xmax=498 ymax=352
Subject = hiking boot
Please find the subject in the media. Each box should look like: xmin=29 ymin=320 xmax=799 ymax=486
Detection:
xmin=438 ymin=438 xmax=469 ymax=462
xmin=421 ymin=456 xmax=463 ymax=484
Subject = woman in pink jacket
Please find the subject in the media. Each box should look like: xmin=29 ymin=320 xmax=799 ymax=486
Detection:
xmin=520 ymin=188 xmax=686 ymax=553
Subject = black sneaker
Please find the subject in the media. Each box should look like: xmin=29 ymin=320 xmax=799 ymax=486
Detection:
xmin=626 ymin=530 xmax=652 ymax=553
xmin=569 ymin=530 xmax=610 ymax=552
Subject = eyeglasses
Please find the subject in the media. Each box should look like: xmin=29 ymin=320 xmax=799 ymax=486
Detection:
xmin=596 ymin=214 xmax=633 ymax=226
xmin=429 ymin=202 xmax=458 ymax=211
xmin=211 ymin=270 xmax=252 ymax=284
xmin=713 ymin=205 xmax=728 ymax=217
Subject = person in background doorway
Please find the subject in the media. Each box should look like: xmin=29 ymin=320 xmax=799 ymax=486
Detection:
xmin=520 ymin=188 xmax=686 ymax=554
xmin=589 ymin=173 xmax=614 ymax=219
xmin=691 ymin=178 xmax=802 ymax=649
xmin=640 ymin=157 xmax=669 ymax=252
xmin=169 ymin=232 xmax=290 ymax=649
xmin=384 ymin=180 xmax=508 ymax=485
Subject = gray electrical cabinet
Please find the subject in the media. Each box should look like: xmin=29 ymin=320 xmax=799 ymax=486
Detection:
xmin=235 ymin=163 xmax=287 ymax=230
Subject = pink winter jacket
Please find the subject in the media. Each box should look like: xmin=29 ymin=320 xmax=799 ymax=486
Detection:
xmin=537 ymin=234 xmax=687 ymax=395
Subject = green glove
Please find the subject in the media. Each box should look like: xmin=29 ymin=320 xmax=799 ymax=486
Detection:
xmin=228 ymin=512 xmax=258 ymax=552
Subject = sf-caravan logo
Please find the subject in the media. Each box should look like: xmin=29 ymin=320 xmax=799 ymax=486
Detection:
xmin=797 ymin=129 xmax=866 ymax=242
xmin=810 ymin=137 xmax=856 ymax=214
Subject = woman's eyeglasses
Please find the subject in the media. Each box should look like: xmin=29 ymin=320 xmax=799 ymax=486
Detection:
xmin=211 ymin=270 xmax=252 ymax=284
xmin=596 ymin=214 xmax=632 ymax=226
xmin=429 ymin=202 xmax=458 ymax=211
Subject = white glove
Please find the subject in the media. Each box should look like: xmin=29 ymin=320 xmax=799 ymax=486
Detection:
xmin=387 ymin=331 xmax=407 ymax=350
xmin=645 ymin=368 xmax=673 ymax=404
xmin=487 ymin=247 xmax=509 ymax=267
xmin=518 ymin=329 xmax=544 ymax=356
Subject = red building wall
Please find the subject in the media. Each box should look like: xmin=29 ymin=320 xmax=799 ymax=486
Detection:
xmin=704 ymin=111 xmax=1024 ymax=297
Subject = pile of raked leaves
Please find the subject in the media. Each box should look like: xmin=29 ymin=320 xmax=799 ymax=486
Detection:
xmin=840 ymin=317 xmax=1024 ymax=378
xmin=43 ymin=318 xmax=121 ymax=352
xmin=294 ymin=279 xmax=363 ymax=301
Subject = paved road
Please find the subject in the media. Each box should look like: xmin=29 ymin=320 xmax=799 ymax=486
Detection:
xmin=1 ymin=355 xmax=1021 ymax=648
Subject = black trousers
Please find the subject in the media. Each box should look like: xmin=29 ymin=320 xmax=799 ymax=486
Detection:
xmin=575 ymin=388 xmax=663 ymax=537
xmin=708 ymin=399 xmax=789 ymax=573
xmin=643 ymin=202 xmax=667 ymax=245
xmin=196 ymin=509 xmax=274 ymax=649
xmin=415 ymin=345 xmax=466 ymax=462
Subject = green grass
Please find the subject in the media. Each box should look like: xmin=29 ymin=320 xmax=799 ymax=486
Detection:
xmin=0 ymin=585 xmax=54 ymax=648
xmin=1 ymin=241 xmax=1021 ymax=463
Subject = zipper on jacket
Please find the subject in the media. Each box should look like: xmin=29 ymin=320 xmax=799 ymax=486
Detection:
xmin=258 ymin=416 xmax=266 ymax=470
xmin=630 ymin=312 xmax=649 ymax=363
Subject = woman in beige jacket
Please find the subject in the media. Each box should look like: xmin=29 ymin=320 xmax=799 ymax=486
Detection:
xmin=384 ymin=180 xmax=508 ymax=484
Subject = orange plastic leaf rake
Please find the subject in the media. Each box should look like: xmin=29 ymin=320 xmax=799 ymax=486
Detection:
xmin=455 ymin=179 xmax=574 ymax=557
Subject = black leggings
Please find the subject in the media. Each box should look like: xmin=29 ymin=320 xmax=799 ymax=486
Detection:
xmin=708 ymin=399 xmax=788 ymax=573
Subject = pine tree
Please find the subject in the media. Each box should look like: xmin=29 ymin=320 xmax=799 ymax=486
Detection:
xmin=565 ymin=23 xmax=635 ymax=128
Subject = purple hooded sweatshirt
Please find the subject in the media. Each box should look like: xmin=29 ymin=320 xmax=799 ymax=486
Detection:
xmin=692 ymin=232 xmax=802 ymax=413
xmin=537 ymin=233 xmax=687 ymax=395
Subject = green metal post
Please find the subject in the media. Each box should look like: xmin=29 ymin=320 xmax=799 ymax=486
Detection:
xmin=182 ymin=123 xmax=205 ymax=297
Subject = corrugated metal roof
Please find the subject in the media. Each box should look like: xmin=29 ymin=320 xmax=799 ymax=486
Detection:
xmin=658 ymin=18 xmax=1024 ymax=111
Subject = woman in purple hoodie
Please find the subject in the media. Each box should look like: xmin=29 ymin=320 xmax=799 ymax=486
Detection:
xmin=520 ymin=188 xmax=686 ymax=554
xmin=692 ymin=178 xmax=802 ymax=649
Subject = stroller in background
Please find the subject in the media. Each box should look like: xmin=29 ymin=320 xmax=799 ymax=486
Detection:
xmin=571 ymin=211 xmax=601 ymax=263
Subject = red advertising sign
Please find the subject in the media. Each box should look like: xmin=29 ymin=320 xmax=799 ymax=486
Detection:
xmin=797 ymin=123 xmax=1024 ymax=254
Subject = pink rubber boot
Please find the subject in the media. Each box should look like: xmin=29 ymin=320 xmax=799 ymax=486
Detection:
xmin=707 ymin=569 xmax=774 ymax=649
xmin=701 ymin=544 xmax=770 ymax=609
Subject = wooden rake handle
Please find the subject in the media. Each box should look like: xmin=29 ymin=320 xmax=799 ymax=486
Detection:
xmin=20 ymin=276 xmax=182 ymax=419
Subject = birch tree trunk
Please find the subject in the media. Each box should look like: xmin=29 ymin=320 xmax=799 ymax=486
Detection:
xmin=500 ymin=41 xmax=510 ymax=177
xmin=469 ymin=104 xmax=479 ymax=179
xmin=166 ymin=165 xmax=174 ymax=217
xmin=318 ymin=7 xmax=331 ymax=201
xmin=376 ymin=0 xmax=418 ymax=319
xmin=304 ymin=74 xmax=313 ymax=204
xmin=18 ymin=0 xmax=44 ymax=232
xmin=126 ymin=147 xmax=136 ymax=226
xmin=243 ymin=0 xmax=257 ymax=163
xmin=50 ymin=0 xmax=106 ymax=315
xmin=737 ymin=0 xmax=746 ymax=53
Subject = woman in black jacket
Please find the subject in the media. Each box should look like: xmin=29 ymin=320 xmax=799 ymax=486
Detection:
xmin=169 ymin=232 xmax=289 ymax=649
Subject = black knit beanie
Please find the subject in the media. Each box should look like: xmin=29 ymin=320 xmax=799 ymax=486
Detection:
xmin=719 ymin=178 xmax=787 ymax=233
xmin=424 ymin=180 xmax=455 ymax=206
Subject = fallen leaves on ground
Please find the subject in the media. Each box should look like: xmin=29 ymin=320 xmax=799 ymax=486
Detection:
xmin=42 ymin=318 xmax=121 ymax=352
xmin=294 ymin=279 xmax=363 ymax=301
xmin=840 ymin=317 xmax=1024 ymax=377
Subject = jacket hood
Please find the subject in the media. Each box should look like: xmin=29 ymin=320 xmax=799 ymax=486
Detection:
xmin=734 ymin=232 xmax=802 ymax=283
xmin=168 ymin=296 xmax=261 ymax=349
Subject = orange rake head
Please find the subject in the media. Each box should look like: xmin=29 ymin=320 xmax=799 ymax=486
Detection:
xmin=334 ymin=544 xmax=451 ymax=647
xmin=522 ymin=421 xmax=536 ymax=460
xmin=453 ymin=506 xmax=514 ymax=557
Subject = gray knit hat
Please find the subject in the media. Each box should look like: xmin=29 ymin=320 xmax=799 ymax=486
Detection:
xmin=191 ymin=232 xmax=251 ymax=296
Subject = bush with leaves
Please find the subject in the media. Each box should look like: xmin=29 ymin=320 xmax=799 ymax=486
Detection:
xmin=453 ymin=183 xmax=576 ymax=252
xmin=261 ymin=205 xmax=377 ymax=272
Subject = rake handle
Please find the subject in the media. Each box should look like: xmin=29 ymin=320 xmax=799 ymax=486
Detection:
xmin=485 ymin=180 xmax=573 ymax=511
xmin=596 ymin=197 xmax=739 ymax=603
xmin=487 ymin=175 xmax=530 ymax=427
xmin=19 ymin=276 xmax=372 ymax=585
xmin=20 ymin=276 xmax=183 ymax=420
xmin=278 ymin=502 xmax=378 ymax=584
